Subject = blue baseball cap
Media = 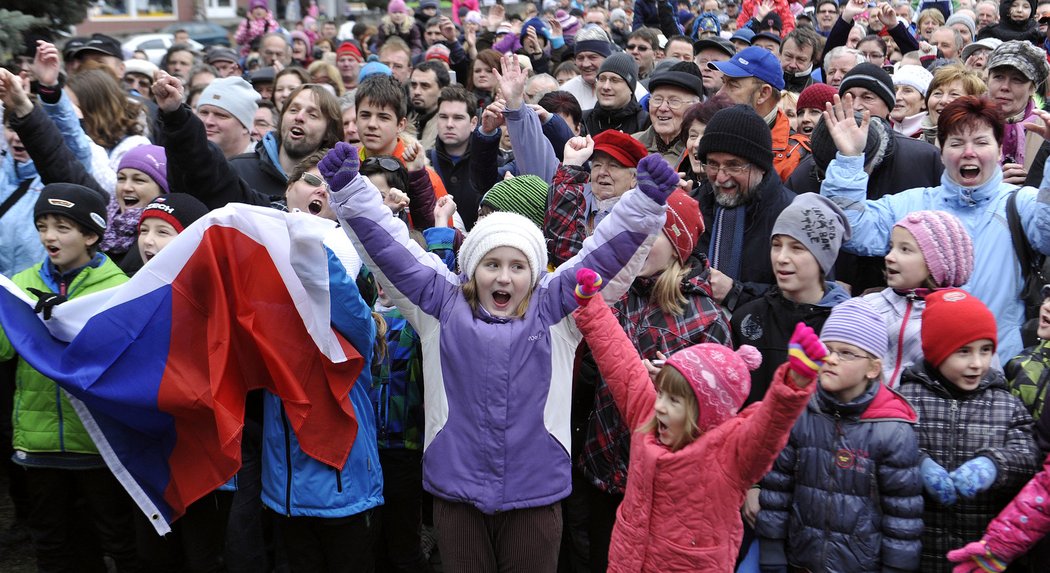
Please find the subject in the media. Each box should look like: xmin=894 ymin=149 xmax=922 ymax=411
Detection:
xmin=709 ymin=46 xmax=784 ymax=91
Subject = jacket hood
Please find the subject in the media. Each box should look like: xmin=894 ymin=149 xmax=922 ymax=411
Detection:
xmin=1001 ymin=0 xmax=1036 ymax=26
xmin=815 ymin=379 xmax=917 ymax=422
xmin=819 ymin=281 xmax=850 ymax=306
xmin=938 ymin=163 xmax=1004 ymax=209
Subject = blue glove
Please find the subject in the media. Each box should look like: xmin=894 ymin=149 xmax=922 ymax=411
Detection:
xmin=635 ymin=154 xmax=680 ymax=205
xmin=318 ymin=141 xmax=360 ymax=191
xmin=921 ymin=457 xmax=957 ymax=506
xmin=951 ymin=456 xmax=998 ymax=498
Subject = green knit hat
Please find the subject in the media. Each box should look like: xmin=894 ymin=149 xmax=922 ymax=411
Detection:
xmin=480 ymin=175 xmax=549 ymax=229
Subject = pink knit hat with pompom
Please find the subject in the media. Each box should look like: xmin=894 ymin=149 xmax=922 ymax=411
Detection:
xmin=666 ymin=344 xmax=761 ymax=433
xmin=893 ymin=210 xmax=973 ymax=287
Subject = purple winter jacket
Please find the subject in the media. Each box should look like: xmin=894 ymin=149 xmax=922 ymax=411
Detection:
xmin=329 ymin=173 xmax=665 ymax=514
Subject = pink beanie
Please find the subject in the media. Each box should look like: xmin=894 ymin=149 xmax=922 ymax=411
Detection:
xmin=893 ymin=210 xmax=973 ymax=287
xmin=666 ymin=344 xmax=761 ymax=433
xmin=388 ymin=0 xmax=408 ymax=14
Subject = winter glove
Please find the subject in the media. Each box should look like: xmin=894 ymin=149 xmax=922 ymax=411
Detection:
xmin=635 ymin=154 xmax=680 ymax=205
xmin=786 ymin=322 xmax=828 ymax=380
xmin=25 ymin=288 xmax=66 ymax=320
xmin=318 ymin=141 xmax=360 ymax=192
xmin=947 ymin=540 xmax=1008 ymax=573
xmin=951 ymin=456 xmax=998 ymax=499
xmin=574 ymin=268 xmax=603 ymax=306
xmin=921 ymin=457 xmax=958 ymax=506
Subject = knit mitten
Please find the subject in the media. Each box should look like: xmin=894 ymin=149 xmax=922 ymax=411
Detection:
xmin=318 ymin=142 xmax=360 ymax=191
xmin=635 ymin=154 xmax=679 ymax=205
xmin=786 ymin=322 xmax=827 ymax=380
xmin=951 ymin=457 xmax=998 ymax=499
xmin=574 ymin=268 xmax=603 ymax=306
xmin=921 ymin=457 xmax=958 ymax=506
xmin=947 ymin=540 xmax=1008 ymax=573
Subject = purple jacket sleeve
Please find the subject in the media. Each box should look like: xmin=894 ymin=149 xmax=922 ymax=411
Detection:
xmin=503 ymin=103 xmax=559 ymax=182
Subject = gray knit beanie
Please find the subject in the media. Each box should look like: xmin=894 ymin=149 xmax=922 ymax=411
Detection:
xmin=197 ymin=76 xmax=260 ymax=131
xmin=597 ymin=53 xmax=638 ymax=93
xmin=770 ymin=193 xmax=851 ymax=276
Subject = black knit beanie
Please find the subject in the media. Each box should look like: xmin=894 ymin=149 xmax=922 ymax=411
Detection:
xmin=35 ymin=183 xmax=108 ymax=237
xmin=838 ymin=63 xmax=896 ymax=115
xmin=694 ymin=105 xmax=774 ymax=173
xmin=597 ymin=53 xmax=639 ymax=94
xmin=138 ymin=193 xmax=209 ymax=233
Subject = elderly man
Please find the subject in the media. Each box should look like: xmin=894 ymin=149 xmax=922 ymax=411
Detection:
xmin=259 ymin=33 xmax=292 ymax=68
xmin=560 ymin=27 xmax=648 ymax=111
xmin=823 ymin=46 xmax=865 ymax=88
xmin=712 ymin=46 xmax=807 ymax=181
xmin=694 ymin=105 xmax=796 ymax=311
xmin=206 ymin=48 xmax=243 ymax=78
xmin=929 ymin=26 xmax=965 ymax=59
xmin=633 ymin=61 xmax=701 ymax=165
xmin=582 ymin=53 xmax=648 ymax=136
xmin=976 ymin=0 xmax=1000 ymax=30
xmin=693 ymin=37 xmax=735 ymax=97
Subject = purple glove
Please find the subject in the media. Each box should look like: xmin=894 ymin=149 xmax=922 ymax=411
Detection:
xmin=635 ymin=154 xmax=679 ymax=205
xmin=786 ymin=322 xmax=827 ymax=380
xmin=318 ymin=142 xmax=360 ymax=191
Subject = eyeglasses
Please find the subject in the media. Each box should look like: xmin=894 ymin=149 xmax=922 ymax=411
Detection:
xmin=300 ymin=172 xmax=328 ymax=188
xmin=860 ymin=51 xmax=886 ymax=60
xmin=702 ymin=162 xmax=751 ymax=176
xmin=626 ymin=43 xmax=651 ymax=52
xmin=817 ymin=8 xmax=838 ymax=14
xmin=650 ymin=95 xmax=697 ymax=110
xmin=363 ymin=156 xmax=404 ymax=172
xmin=827 ymin=348 xmax=870 ymax=362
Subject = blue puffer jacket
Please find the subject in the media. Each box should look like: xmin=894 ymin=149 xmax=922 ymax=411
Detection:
xmin=260 ymin=240 xmax=383 ymax=518
xmin=757 ymin=381 xmax=924 ymax=573
xmin=821 ymin=152 xmax=1050 ymax=361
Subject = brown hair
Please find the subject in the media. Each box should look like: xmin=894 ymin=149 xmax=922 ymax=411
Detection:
xmin=469 ymin=49 xmax=503 ymax=92
xmin=638 ymin=366 xmax=700 ymax=451
xmin=67 ymin=69 xmax=143 ymax=150
xmin=308 ymin=60 xmax=346 ymax=96
xmin=937 ymin=96 xmax=1004 ymax=148
xmin=277 ymin=84 xmax=344 ymax=152
xmin=925 ymin=64 xmax=987 ymax=109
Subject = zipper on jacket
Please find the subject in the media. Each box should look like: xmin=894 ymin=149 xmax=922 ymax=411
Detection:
xmin=55 ymin=387 xmax=65 ymax=451
xmin=281 ymin=411 xmax=293 ymax=516
xmin=890 ymin=299 xmax=914 ymax=386
xmin=335 ymin=467 xmax=343 ymax=493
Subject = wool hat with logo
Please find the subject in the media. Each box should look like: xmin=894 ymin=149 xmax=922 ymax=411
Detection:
xmin=35 ymin=183 xmax=108 ymax=236
xmin=921 ymin=289 xmax=998 ymax=368
xmin=770 ymin=193 xmax=851 ymax=276
xmin=139 ymin=193 xmax=209 ymax=234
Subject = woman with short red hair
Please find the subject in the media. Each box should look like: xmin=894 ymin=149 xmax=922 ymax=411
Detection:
xmin=819 ymin=94 xmax=1050 ymax=362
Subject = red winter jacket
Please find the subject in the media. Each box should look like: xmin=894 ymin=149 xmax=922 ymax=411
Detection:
xmin=574 ymin=297 xmax=815 ymax=572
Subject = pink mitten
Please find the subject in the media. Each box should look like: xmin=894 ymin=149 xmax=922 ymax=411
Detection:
xmin=574 ymin=269 xmax=603 ymax=306
xmin=786 ymin=322 xmax=828 ymax=380
xmin=947 ymin=541 xmax=1008 ymax=573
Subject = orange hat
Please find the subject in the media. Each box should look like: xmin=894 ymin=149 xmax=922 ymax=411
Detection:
xmin=337 ymin=42 xmax=363 ymax=62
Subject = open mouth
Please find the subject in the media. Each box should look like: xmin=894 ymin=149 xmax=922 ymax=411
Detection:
xmin=122 ymin=194 xmax=141 ymax=208
xmin=46 ymin=246 xmax=60 ymax=256
xmin=492 ymin=290 xmax=511 ymax=306
xmin=308 ymin=199 xmax=323 ymax=214
xmin=288 ymin=126 xmax=306 ymax=139
xmin=143 ymin=250 xmax=156 ymax=261
xmin=959 ymin=166 xmax=981 ymax=179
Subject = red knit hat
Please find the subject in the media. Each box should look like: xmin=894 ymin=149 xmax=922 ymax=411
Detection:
xmin=920 ymin=289 xmax=998 ymax=367
xmin=796 ymin=83 xmax=837 ymax=112
xmin=664 ymin=189 xmax=702 ymax=264
xmin=592 ymin=130 xmax=648 ymax=169
xmin=666 ymin=344 xmax=762 ymax=433
xmin=337 ymin=42 xmax=363 ymax=62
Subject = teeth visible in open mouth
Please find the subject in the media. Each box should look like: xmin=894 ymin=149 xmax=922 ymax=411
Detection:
xmin=308 ymin=200 xmax=323 ymax=214
xmin=493 ymin=291 xmax=511 ymax=304
xmin=123 ymin=195 xmax=139 ymax=206
xmin=290 ymin=127 xmax=305 ymax=137
xmin=960 ymin=167 xmax=980 ymax=177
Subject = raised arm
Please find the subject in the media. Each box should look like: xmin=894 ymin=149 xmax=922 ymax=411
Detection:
xmin=402 ymin=140 xmax=436 ymax=230
xmin=497 ymin=54 xmax=560 ymax=181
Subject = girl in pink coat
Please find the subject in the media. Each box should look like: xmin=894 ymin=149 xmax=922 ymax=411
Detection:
xmin=571 ymin=269 xmax=826 ymax=572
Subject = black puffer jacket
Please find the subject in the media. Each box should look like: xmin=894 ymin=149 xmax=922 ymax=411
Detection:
xmin=976 ymin=0 xmax=1044 ymax=43
xmin=899 ymin=363 xmax=1041 ymax=572
xmin=757 ymin=382 xmax=923 ymax=572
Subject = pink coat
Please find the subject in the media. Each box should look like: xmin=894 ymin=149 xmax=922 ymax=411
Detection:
xmin=736 ymin=0 xmax=796 ymax=36
xmin=981 ymin=451 xmax=1050 ymax=562
xmin=574 ymin=298 xmax=815 ymax=573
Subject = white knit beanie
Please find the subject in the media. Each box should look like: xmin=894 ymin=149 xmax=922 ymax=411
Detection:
xmin=893 ymin=64 xmax=933 ymax=97
xmin=197 ymin=76 xmax=260 ymax=130
xmin=459 ymin=211 xmax=548 ymax=286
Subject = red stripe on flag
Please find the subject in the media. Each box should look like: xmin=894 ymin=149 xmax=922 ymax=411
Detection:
xmin=158 ymin=226 xmax=363 ymax=519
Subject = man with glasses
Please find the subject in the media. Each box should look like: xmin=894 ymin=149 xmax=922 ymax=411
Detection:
xmin=633 ymin=61 xmax=702 ymax=165
xmin=694 ymin=104 xmax=795 ymax=312
xmin=626 ymin=28 xmax=662 ymax=85
xmin=711 ymin=46 xmax=807 ymax=182
xmin=693 ymin=37 xmax=735 ymax=97
xmin=582 ymin=53 xmax=648 ymax=137
xmin=815 ymin=0 xmax=840 ymax=36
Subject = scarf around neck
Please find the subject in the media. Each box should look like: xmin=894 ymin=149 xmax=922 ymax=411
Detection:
xmin=1002 ymin=98 xmax=1036 ymax=166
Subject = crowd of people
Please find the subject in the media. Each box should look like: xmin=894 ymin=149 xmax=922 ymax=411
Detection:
xmin=4 ymin=0 xmax=1050 ymax=571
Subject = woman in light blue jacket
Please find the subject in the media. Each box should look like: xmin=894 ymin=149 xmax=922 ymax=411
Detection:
xmin=820 ymin=95 xmax=1050 ymax=361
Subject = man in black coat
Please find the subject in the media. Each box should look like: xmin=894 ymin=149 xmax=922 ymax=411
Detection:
xmin=581 ymin=53 xmax=649 ymax=137
xmin=693 ymin=104 xmax=796 ymax=312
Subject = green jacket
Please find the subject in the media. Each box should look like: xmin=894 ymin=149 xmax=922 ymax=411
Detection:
xmin=1005 ymin=339 xmax=1050 ymax=421
xmin=0 ymin=255 xmax=128 ymax=454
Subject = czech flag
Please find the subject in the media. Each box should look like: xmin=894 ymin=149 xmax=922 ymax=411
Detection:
xmin=0 ymin=206 xmax=366 ymax=534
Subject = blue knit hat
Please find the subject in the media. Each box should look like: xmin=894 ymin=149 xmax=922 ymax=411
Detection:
xmin=820 ymin=298 xmax=888 ymax=359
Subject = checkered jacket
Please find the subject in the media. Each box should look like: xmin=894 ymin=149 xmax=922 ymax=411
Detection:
xmin=1005 ymin=340 xmax=1050 ymax=424
xmin=899 ymin=365 xmax=1041 ymax=572
xmin=545 ymin=164 xmax=592 ymax=268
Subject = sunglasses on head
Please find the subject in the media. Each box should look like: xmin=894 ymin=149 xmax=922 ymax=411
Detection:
xmin=363 ymin=157 xmax=403 ymax=172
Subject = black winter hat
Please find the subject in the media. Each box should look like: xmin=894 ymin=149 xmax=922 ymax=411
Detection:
xmin=648 ymin=61 xmax=704 ymax=98
xmin=695 ymin=104 xmax=774 ymax=173
xmin=35 ymin=183 xmax=108 ymax=237
xmin=138 ymin=193 xmax=209 ymax=233
xmin=838 ymin=63 xmax=896 ymax=115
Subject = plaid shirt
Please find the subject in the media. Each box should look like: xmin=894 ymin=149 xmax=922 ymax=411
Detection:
xmin=579 ymin=273 xmax=732 ymax=493
xmin=899 ymin=365 xmax=1040 ymax=572
xmin=546 ymin=164 xmax=593 ymax=267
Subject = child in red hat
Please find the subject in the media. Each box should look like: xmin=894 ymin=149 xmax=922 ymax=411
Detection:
xmin=899 ymin=288 xmax=1041 ymax=571
xmin=571 ymin=268 xmax=827 ymax=572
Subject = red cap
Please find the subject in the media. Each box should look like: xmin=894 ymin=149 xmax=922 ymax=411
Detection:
xmin=592 ymin=130 xmax=648 ymax=169
xmin=920 ymin=289 xmax=998 ymax=367
xmin=337 ymin=42 xmax=363 ymax=62
xmin=663 ymin=189 xmax=702 ymax=264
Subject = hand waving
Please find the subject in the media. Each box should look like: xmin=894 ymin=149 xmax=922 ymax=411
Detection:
xmin=823 ymin=94 xmax=870 ymax=157
xmin=494 ymin=53 xmax=527 ymax=110
xmin=786 ymin=322 xmax=828 ymax=384
xmin=31 ymin=41 xmax=62 ymax=87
